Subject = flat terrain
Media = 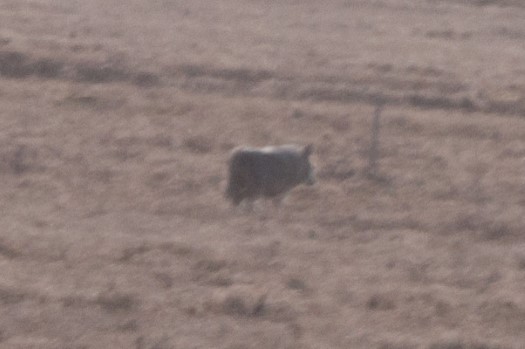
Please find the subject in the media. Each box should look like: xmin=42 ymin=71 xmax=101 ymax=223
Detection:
xmin=1 ymin=0 xmax=525 ymax=348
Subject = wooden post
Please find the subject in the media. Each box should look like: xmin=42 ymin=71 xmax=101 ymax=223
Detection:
xmin=367 ymin=103 xmax=383 ymax=178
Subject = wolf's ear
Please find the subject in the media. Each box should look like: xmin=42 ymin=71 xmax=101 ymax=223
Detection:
xmin=303 ymin=144 xmax=313 ymax=157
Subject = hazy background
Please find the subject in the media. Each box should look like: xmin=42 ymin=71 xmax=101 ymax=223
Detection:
xmin=1 ymin=0 xmax=525 ymax=348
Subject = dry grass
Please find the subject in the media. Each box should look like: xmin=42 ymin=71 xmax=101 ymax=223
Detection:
xmin=1 ymin=0 xmax=525 ymax=348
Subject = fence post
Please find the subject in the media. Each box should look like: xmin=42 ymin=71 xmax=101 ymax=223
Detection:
xmin=367 ymin=103 xmax=384 ymax=178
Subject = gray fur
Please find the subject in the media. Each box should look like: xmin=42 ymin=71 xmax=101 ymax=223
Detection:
xmin=226 ymin=144 xmax=315 ymax=206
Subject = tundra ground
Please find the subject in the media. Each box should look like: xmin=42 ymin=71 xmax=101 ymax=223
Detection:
xmin=1 ymin=1 xmax=525 ymax=348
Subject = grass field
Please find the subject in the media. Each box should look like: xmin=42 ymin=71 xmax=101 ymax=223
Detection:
xmin=2 ymin=0 xmax=525 ymax=348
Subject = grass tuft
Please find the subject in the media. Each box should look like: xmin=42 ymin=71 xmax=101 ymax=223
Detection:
xmin=183 ymin=136 xmax=213 ymax=154
xmin=96 ymin=292 xmax=137 ymax=312
xmin=74 ymin=62 xmax=129 ymax=83
xmin=367 ymin=294 xmax=395 ymax=311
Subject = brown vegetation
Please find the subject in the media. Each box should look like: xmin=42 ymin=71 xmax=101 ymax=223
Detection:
xmin=1 ymin=0 xmax=525 ymax=348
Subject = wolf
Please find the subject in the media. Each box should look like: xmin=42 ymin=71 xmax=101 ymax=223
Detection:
xmin=225 ymin=144 xmax=315 ymax=206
